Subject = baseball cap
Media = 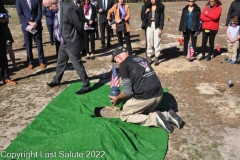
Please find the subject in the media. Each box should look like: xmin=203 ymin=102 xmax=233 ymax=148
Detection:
xmin=112 ymin=46 xmax=127 ymax=62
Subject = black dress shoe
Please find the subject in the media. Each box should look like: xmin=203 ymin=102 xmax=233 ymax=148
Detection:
xmin=47 ymin=81 xmax=60 ymax=87
xmin=100 ymin=45 xmax=105 ymax=49
xmin=75 ymin=88 xmax=90 ymax=95
xmin=198 ymin=56 xmax=205 ymax=61
xmin=206 ymin=56 xmax=211 ymax=61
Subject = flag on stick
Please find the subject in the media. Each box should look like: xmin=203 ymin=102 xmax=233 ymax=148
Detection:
xmin=110 ymin=63 xmax=120 ymax=88
xmin=186 ymin=44 xmax=194 ymax=60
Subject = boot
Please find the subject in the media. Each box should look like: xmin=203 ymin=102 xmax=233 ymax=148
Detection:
xmin=154 ymin=57 xmax=159 ymax=66
xmin=198 ymin=55 xmax=205 ymax=61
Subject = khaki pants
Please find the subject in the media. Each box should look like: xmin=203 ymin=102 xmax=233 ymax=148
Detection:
xmin=120 ymin=95 xmax=162 ymax=127
xmin=146 ymin=22 xmax=161 ymax=58
xmin=227 ymin=42 xmax=239 ymax=61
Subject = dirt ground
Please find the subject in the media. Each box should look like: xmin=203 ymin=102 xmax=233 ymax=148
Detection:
xmin=1 ymin=1 xmax=240 ymax=159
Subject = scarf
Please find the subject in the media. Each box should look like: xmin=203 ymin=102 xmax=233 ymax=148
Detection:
xmin=84 ymin=4 xmax=91 ymax=15
xmin=119 ymin=5 xmax=126 ymax=20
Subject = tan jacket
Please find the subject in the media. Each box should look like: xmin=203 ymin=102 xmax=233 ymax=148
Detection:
xmin=107 ymin=3 xmax=130 ymax=33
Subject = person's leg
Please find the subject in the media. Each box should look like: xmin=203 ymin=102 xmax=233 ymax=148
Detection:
xmin=207 ymin=32 xmax=217 ymax=60
xmin=89 ymin=30 xmax=95 ymax=57
xmin=116 ymin=31 xmax=123 ymax=47
xmin=52 ymin=45 xmax=69 ymax=83
xmin=153 ymin=27 xmax=161 ymax=65
xmin=106 ymin=22 xmax=111 ymax=46
xmin=34 ymin=31 xmax=45 ymax=65
xmin=183 ymin=30 xmax=190 ymax=56
xmin=7 ymin=45 xmax=19 ymax=68
xmin=99 ymin=22 xmax=105 ymax=46
xmin=95 ymin=21 xmax=99 ymax=38
xmin=65 ymin=47 xmax=90 ymax=91
xmin=146 ymin=25 xmax=154 ymax=58
xmin=190 ymin=31 xmax=197 ymax=55
xmin=47 ymin=25 xmax=52 ymax=43
xmin=231 ymin=42 xmax=238 ymax=62
xmin=199 ymin=31 xmax=208 ymax=60
xmin=144 ymin=28 xmax=147 ymax=50
xmin=23 ymin=31 xmax=34 ymax=65
xmin=55 ymin=38 xmax=60 ymax=58
xmin=120 ymin=95 xmax=162 ymax=127
xmin=84 ymin=31 xmax=90 ymax=56
xmin=124 ymin=32 xmax=132 ymax=55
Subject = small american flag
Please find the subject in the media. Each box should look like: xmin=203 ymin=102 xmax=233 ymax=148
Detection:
xmin=110 ymin=63 xmax=120 ymax=88
xmin=186 ymin=43 xmax=194 ymax=60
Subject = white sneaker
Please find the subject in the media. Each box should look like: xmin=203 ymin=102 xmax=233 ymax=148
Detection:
xmin=166 ymin=110 xmax=183 ymax=129
xmin=156 ymin=111 xmax=173 ymax=133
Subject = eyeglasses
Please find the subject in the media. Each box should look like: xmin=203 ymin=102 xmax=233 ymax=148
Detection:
xmin=188 ymin=1 xmax=194 ymax=2
xmin=231 ymin=22 xmax=237 ymax=24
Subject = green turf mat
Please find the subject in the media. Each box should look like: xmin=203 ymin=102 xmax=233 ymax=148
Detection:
xmin=3 ymin=83 xmax=169 ymax=160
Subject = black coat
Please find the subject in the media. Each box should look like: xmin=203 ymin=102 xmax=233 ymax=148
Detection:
xmin=79 ymin=4 xmax=96 ymax=28
xmin=225 ymin=0 xmax=240 ymax=26
xmin=178 ymin=4 xmax=201 ymax=32
xmin=146 ymin=8 xmax=164 ymax=29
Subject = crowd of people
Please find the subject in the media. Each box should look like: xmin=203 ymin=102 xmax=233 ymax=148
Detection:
xmin=0 ymin=0 xmax=240 ymax=132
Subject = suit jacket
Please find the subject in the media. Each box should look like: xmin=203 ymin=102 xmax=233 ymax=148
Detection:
xmin=16 ymin=0 xmax=43 ymax=31
xmin=43 ymin=6 xmax=55 ymax=26
xmin=79 ymin=4 xmax=96 ymax=28
xmin=107 ymin=3 xmax=130 ymax=32
xmin=59 ymin=2 xmax=84 ymax=52
xmin=96 ymin=0 xmax=114 ymax=23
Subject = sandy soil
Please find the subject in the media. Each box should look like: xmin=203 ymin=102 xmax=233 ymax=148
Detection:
xmin=1 ymin=1 xmax=240 ymax=159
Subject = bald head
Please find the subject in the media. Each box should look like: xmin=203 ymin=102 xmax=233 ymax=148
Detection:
xmin=43 ymin=0 xmax=59 ymax=12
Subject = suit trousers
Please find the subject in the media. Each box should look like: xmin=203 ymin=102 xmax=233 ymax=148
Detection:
xmin=83 ymin=30 xmax=95 ymax=54
xmin=47 ymin=24 xmax=54 ymax=43
xmin=53 ymin=44 xmax=90 ymax=90
xmin=183 ymin=29 xmax=197 ymax=55
xmin=23 ymin=31 xmax=45 ymax=64
xmin=116 ymin=31 xmax=132 ymax=55
xmin=55 ymin=38 xmax=60 ymax=57
xmin=99 ymin=21 xmax=111 ymax=45
xmin=0 ymin=39 xmax=10 ymax=81
xmin=120 ymin=95 xmax=162 ymax=127
xmin=146 ymin=22 xmax=161 ymax=58
xmin=201 ymin=31 xmax=217 ymax=57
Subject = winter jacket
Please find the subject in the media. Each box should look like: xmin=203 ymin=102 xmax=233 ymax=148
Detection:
xmin=179 ymin=4 xmax=201 ymax=32
xmin=225 ymin=0 xmax=240 ymax=26
xmin=147 ymin=8 xmax=165 ymax=29
xmin=200 ymin=5 xmax=222 ymax=31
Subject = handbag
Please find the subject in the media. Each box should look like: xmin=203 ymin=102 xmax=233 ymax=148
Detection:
xmin=116 ymin=22 xmax=125 ymax=32
xmin=141 ymin=13 xmax=148 ymax=30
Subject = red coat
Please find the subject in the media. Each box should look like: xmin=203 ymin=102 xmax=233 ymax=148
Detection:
xmin=200 ymin=5 xmax=222 ymax=31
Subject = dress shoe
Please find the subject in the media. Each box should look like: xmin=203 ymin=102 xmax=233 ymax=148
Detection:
xmin=75 ymin=88 xmax=90 ymax=95
xmin=206 ymin=55 xmax=211 ymax=61
xmin=47 ymin=81 xmax=60 ymax=87
xmin=198 ymin=56 xmax=205 ymax=61
xmin=100 ymin=45 xmax=105 ymax=49
xmin=28 ymin=64 xmax=34 ymax=69
xmin=40 ymin=63 xmax=46 ymax=68
xmin=4 ymin=79 xmax=17 ymax=85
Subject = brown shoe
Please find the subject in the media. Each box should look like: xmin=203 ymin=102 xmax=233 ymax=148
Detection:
xmin=4 ymin=79 xmax=17 ymax=85
xmin=40 ymin=63 xmax=46 ymax=68
xmin=28 ymin=64 xmax=34 ymax=69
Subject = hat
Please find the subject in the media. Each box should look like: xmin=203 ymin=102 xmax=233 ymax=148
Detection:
xmin=112 ymin=46 xmax=127 ymax=62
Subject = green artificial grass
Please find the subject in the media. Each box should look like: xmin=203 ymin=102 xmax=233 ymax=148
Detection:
xmin=3 ymin=83 xmax=169 ymax=160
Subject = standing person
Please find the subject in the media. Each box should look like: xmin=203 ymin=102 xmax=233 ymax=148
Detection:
xmin=43 ymin=0 xmax=91 ymax=95
xmin=0 ymin=0 xmax=17 ymax=85
xmin=224 ymin=0 xmax=240 ymax=62
xmin=91 ymin=0 xmax=100 ymax=39
xmin=145 ymin=0 xmax=165 ymax=66
xmin=225 ymin=16 xmax=240 ymax=64
xmin=198 ymin=0 xmax=222 ymax=61
xmin=110 ymin=47 xmax=184 ymax=133
xmin=79 ymin=0 xmax=96 ymax=60
xmin=141 ymin=0 xmax=150 ymax=50
xmin=43 ymin=6 xmax=55 ymax=45
xmin=96 ymin=0 xmax=114 ymax=48
xmin=16 ymin=0 xmax=46 ymax=69
xmin=178 ymin=0 xmax=201 ymax=56
xmin=107 ymin=0 xmax=132 ymax=55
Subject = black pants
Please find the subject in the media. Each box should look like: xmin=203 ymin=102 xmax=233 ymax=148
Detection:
xmin=83 ymin=30 xmax=95 ymax=54
xmin=0 ymin=38 xmax=10 ymax=81
xmin=183 ymin=29 xmax=197 ymax=55
xmin=55 ymin=38 xmax=60 ymax=58
xmin=99 ymin=21 xmax=111 ymax=46
xmin=53 ymin=44 xmax=90 ymax=90
xmin=201 ymin=31 xmax=217 ymax=57
xmin=95 ymin=21 xmax=99 ymax=38
xmin=116 ymin=31 xmax=132 ymax=55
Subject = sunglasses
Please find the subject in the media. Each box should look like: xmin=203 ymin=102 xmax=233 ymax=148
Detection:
xmin=231 ymin=22 xmax=237 ymax=24
xmin=188 ymin=1 xmax=194 ymax=2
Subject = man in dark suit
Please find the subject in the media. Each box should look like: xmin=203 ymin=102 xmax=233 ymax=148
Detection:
xmin=0 ymin=0 xmax=17 ymax=85
xmin=43 ymin=6 xmax=55 ymax=45
xmin=96 ymin=0 xmax=114 ymax=48
xmin=43 ymin=0 xmax=90 ymax=95
xmin=16 ymin=0 xmax=46 ymax=69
